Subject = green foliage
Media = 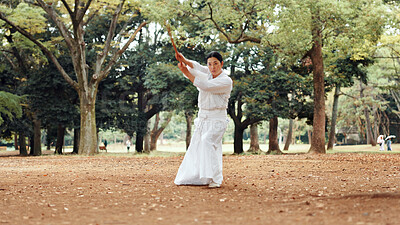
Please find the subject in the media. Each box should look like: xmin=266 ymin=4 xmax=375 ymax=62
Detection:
xmin=7 ymin=3 xmax=47 ymax=34
xmin=26 ymin=55 xmax=79 ymax=128
xmin=149 ymin=0 xmax=389 ymax=64
xmin=96 ymin=20 xmax=196 ymax=138
xmin=144 ymin=62 xmax=189 ymax=109
xmin=0 ymin=2 xmax=48 ymax=62
xmin=330 ymin=56 xmax=374 ymax=87
xmin=0 ymin=91 xmax=22 ymax=125
xmin=227 ymin=43 xmax=314 ymax=123
xmin=269 ymin=0 xmax=387 ymax=62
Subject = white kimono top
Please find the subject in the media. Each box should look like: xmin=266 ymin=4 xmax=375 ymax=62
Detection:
xmin=188 ymin=60 xmax=232 ymax=111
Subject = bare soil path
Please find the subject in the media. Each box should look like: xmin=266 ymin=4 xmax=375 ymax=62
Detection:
xmin=1 ymin=151 xmax=399 ymax=225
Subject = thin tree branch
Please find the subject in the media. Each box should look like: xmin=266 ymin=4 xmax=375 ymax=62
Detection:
xmin=207 ymin=3 xmax=261 ymax=44
xmin=242 ymin=117 xmax=262 ymax=129
xmin=112 ymin=15 xmax=137 ymax=55
xmin=339 ymin=91 xmax=357 ymax=99
xmin=35 ymin=0 xmax=75 ymax=53
xmin=185 ymin=3 xmax=262 ymax=45
xmin=95 ymin=21 xmax=147 ymax=82
xmin=74 ymin=0 xmax=79 ymax=15
xmin=83 ymin=9 xmax=99 ymax=26
xmin=93 ymin=0 xmax=125 ymax=79
xmin=0 ymin=12 xmax=79 ymax=90
xmin=145 ymin=104 xmax=160 ymax=121
xmin=60 ymin=0 xmax=74 ymax=18
xmin=4 ymin=30 xmax=28 ymax=74
xmin=1 ymin=51 xmax=17 ymax=69
xmin=76 ymin=0 xmax=93 ymax=24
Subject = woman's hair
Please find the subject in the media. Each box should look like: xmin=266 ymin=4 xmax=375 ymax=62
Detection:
xmin=206 ymin=51 xmax=223 ymax=63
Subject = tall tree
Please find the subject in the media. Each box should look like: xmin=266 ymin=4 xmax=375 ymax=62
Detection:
xmin=99 ymin=42 xmax=189 ymax=153
xmin=0 ymin=2 xmax=45 ymax=155
xmin=227 ymin=44 xmax=312 ymax=154
xmin=283 ymin=119 xmax=294 ymax=150
xmin=149 ymin=112 xmax=172 ymax=151
xmin=0 ymin=0 xmax=146 ymax=155
xmin=141 ymin=62 xmax=192 ymax=152
xmin=327 ymin=57 xmax=373 ymax=149
xmin=248 ymin=123 xmax=261 ymax=153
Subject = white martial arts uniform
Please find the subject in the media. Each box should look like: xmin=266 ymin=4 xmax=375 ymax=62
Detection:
xmin=174 ymin=60 xmax=233 ymax=186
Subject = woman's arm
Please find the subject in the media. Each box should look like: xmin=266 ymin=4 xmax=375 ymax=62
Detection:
xmin=176 ymin=52 xmax=209 ymax=75
xmin=175 ymin=52 xmax=194 ymax=68
xmin=178 ymin=62 xmax=195 ymax=83
xmin=194 ymin=76 xmax=232 ymax=94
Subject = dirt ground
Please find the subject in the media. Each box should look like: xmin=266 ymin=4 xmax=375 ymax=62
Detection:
xmin=1 ymin=150 xmax=399 ymax=225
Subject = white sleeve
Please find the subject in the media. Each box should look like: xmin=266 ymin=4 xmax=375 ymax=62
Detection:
xmin=187 ymin=66 xmax=208 ymax=79
xmin=194 ymin=76 xmax=232 ymax=94
xmin=188 ymin=60 xmax=209 ymax=74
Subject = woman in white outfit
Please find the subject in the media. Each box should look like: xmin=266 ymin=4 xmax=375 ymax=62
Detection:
xmin=377 ymin=135 xmax=385 ymax=151
xmin=174 ymin=51 xmax=232 ymax=188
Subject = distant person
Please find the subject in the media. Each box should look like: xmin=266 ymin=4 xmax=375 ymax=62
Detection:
xmin=126 ymin=140 xmax=131 ymax=152
xmin=174 ymin=51 xmax=233 ymax=188
xmin=377 ymin=135 xmax=384 ymax=151
xmin=104 ymin=139 xmax=108 ymax=148
xmin=386 ymin=138 xmax=392 ymax=151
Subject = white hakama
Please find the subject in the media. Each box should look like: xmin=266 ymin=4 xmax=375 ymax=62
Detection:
xmin=174 ymin=109 xmax=228 ymax=185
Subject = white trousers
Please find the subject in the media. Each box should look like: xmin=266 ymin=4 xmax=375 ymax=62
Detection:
xmin=174 ymin=109 xmax=228 ymax=185
xmin=379 ymin=142 xmax=385 ymax=151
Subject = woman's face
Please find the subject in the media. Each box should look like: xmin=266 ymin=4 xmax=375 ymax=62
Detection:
xmin=207 ymin=57 xmax=224 ymax=77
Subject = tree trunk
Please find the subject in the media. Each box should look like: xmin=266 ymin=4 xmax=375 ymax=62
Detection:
xmin=360 ymin=81 xmax=376 ymax=146
xmin=78 ymin=96 xmax=98 ymax=155
xmin=55 ymin=124 xmax=65 ymax=154
xmin=150 ymin=112 xmax=172 ymax=151
xmin=96 ymin=129 xmax=100 ymax=154
xmin=46 ymin=126 xmax=51 ymax=150
xmin=149 ymin=113 xmax=160 ymax=151
xmin=230 ymin=93 xmax=246 ymax=154
xmin=364 ymin=107 xmax=374 ymax=145
xmin=283 ymin=119 xmax=294 ymax=150
xmin=144 ymin=129 xmax=150 ymax=153
xmin=185 ymin=111 xmax=194 ymax=150
xmin=32 ymin=116 xmax=42 ymax=156
xmin=233 ymin=125 xmax=245 ymax=154
xmin=0 ymin=4 xmax=146 ymax=156
xmin=308 ymin=9 xmax=326 ymax=154
xmin=29 ymin=135 xmax=34 ymax=156
xmin=372 ymin=105 xmax=379 ymax=138
xmin=327 ymin=85 xmax=340 ymax=150
xmin=14 ymin=134 xmax=19 ymax=150
xmin=136 ymin=134 xmax=144 ymax=153
xmin=73 ymin=128 xmax=80 ymax=154
xmin=144 ymin=114 xmax=151 ymax=153
xmin=248 ymin=123 xmax=261 ymax=153
xmin=19 ymin=132 xmax=27 ymax=156
xmin=136 ymin=90 xmax=145 ymax=153
xmin=267 ymin=116 xmax=282 ymax=154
